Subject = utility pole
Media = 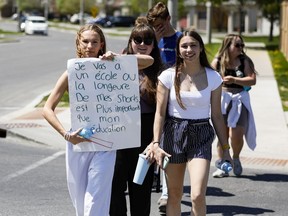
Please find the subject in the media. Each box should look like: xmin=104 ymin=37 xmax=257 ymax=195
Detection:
xmin=80 ymin=0 xmax=85 ymax=26
xmin=16 ymin=0 xmax=21 ymax=32
xmin=167 ymin=0 xmax=177 ymax=29
xmin=148 ymin=0 xmax=153 ymax=10
xmin=206 ymin=1 xmax=212 ymax=44
xmin=43 ymin=0 xmax=49 ymax=20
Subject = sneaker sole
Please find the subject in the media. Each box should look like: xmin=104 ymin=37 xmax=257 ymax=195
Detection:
xmin=159 ymin=205 xmax=166 ymax=213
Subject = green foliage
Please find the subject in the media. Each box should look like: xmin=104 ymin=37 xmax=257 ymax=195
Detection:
xmin=204 ymin=43 xmax=221 ymax=62
xmin=56 ymin=0 xmax=79 ymax=14
xmin=37 ymin=91 xmax=70 ymax=107
xmin=0 ymin=0 xmax=7 ymax=8
xmin=127 ymin=0 xmax=148 ymax=15
xmin=242 ymin=35 xmax=279 ymax=50
xmin=18 ymin=0 xmax=43 ymax=12
xmin=55 ymin=0 xmax=95 ymax=15
xmin=256 ymin=0 xmax=281 ymax=20
xmin=269 ymin=50 xmax=288 ymax=111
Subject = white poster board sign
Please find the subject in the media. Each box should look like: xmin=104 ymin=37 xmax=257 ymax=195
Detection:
xmin=67 ymin=56 xmax=141 ymax=152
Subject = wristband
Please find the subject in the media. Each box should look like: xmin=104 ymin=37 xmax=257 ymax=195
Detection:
xmin=222 ymin=144 xmax=230 ymax=150
xmin=153 ymin=141 xmax=160 ymax=145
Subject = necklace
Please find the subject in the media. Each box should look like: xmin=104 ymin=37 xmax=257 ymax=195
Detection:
xmin=186 ymin=68 xmax=204 ymax=84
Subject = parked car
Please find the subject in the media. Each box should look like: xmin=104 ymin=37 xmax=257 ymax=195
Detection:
xmin=106 ymin=16 xmax=136 ymax=27
xmin=19 ymin=16 xmax=27 ymax=32
xmin=70 ymin=13 xmax=92 ymax=24
xmin=87 ymin=16 xmax=113 ymax=27
xmin=24 ymin=16 xmax=48 ymax=35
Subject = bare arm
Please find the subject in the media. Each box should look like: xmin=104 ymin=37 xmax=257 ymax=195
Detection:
xmin=42 ymin=71 xmax=68 ymax=137
xmin=211 ymin=58 xmax=218 ymax=70
xmin=101 ymin=52 xmax=154 ymax=70
xmin=223 ymin=57 xmax=257 ymax=87
xmin=146 ymin=81 xmax=171 ymax=167
xmin=153 ymin=81 xmax=168 ymax=143
xmin=210 ymin=85 xmax=233 ymax=164
xmin=42 ymin=71 xmax=84 ymax=144
xmin=135 ymin=54 xmax=154 ymax=70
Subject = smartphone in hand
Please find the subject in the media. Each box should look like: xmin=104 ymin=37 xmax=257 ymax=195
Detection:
xmin=162 ymin=156 xmax=170 ymax=169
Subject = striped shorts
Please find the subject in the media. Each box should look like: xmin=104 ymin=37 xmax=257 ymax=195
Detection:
xmin=160 ymin=116 xmax=215 ymax=164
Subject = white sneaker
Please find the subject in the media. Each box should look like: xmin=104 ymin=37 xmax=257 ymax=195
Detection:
xmin=157 ymin=198 xmax=167 ymax=213
xmin=212 ymin=168 xmax=229 ymax=178
xmin=233 ymin=158 xmax=243 ymax=176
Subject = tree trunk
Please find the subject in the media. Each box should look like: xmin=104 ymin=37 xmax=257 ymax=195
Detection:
xmin=269 ymin=15 xmax=274 ymax=42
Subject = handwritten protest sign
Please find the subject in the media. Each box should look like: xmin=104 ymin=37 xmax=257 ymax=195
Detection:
xmin=67 ymin=56 xmax=141 ymax=152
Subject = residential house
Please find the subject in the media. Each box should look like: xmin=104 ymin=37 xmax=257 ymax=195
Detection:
xmin=184 ymin=0 xmax=279 ymax=35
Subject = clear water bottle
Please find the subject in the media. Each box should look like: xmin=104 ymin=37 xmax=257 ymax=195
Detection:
xmin=78 ymin=127 xmax=95 ymax=139
xmin=215 ymin=159 xmax=232 ymax=173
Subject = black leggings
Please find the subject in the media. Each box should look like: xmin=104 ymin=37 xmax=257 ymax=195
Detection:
xmin=109 ymin=113 xmax=155 ymax=216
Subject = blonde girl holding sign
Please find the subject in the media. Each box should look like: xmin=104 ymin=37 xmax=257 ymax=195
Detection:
xmin=43 ymin=24 xmax=153 ymax=216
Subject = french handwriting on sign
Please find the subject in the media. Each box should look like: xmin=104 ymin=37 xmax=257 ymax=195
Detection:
xmin=67 ymin=56 xmax=141 ymax=151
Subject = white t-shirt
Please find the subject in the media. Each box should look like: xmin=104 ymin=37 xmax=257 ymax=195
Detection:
xmin=158 ymin=67 xmax=222 ymax=119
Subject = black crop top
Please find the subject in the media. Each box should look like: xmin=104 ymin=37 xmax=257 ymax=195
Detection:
xmin=217 ymin=55 xmax=246 ymax=89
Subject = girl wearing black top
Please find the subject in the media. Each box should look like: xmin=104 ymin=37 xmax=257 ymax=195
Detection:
xmin=211 ymin=34 xmax=257 ymax=177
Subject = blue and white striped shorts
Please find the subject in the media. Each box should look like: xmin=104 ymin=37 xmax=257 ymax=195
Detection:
xmin=160 ymin=116 xmax=215 ymax=163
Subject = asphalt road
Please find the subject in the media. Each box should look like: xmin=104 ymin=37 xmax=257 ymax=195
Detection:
xmin=0 ymin=20 xmax=127 ymax=117
xmin=1 ymin=136 xmax=287 ymax=216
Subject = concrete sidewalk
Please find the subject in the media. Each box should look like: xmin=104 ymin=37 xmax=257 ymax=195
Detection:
xmin=0 ymin=47 xmax=288 ymax=171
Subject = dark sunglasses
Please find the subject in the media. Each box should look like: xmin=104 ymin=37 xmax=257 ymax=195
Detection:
xmin=235 ymin=43 xmax=245 ymax=48
xmin=133 ymin=36 xmax=153 ymax=45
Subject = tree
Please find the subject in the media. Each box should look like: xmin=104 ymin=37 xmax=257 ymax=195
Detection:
xmin=17 ymin=0 xmax=43 ymax=13
xmin=55 ymin=0 xmax=95 ymax=15
xmin=126 ymin=0 xmax=186 ymax=17
xmin=256 ymin=0 xmax=281 ymax=41
xmin=0 ymin=0 xmax=7 ymax=9
xmin=0 ymin=0 xmax=7 ymax=19
xmin=56 ymin=0 xmax=80 ymax=15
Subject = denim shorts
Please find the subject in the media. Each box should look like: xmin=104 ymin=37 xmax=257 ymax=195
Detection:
xmin=160 ymin=116 xmax=215 ymax=164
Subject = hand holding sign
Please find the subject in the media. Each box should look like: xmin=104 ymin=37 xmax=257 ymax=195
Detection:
xmin=67 ymin=56 xmax=141 ymax=152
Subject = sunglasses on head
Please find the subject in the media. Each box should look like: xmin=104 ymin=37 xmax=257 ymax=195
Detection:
xmin=133 ymin=36 xmax=153 ymax=45
xmin=235 ymin=43 xmax=245 ymax=48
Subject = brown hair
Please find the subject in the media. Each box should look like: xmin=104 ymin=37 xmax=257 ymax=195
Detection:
xmin=75 ymin=24 xmax=106 ymax=58
xmin=146 ymin=2 xmax=170 ymax=25
xmin=126 ymin=23 xmax=163 ymax=104
xmin=135 ymin=16 xmax=148 ymax=25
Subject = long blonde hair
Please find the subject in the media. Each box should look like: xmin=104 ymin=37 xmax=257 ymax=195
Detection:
xmin=75 ymin=24 xmax=106 ymax=58
xmin=215 ymin=34 xmax=256 ymax=76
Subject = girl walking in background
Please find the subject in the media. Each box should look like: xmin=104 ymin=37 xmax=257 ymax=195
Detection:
xmin=211 ymin=34 xmax=257 ymax=178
